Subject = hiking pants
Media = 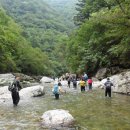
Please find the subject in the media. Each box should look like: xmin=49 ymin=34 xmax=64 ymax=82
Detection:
xmin=81 ymin=86 xmax=85 ymax=92
xmin=11 ymin=91 xmax=20 ymax=105
xmin=73 ymin=84 xmax=77 ymax=89
xmin=105 ymin=88 xmax=111 ymax=97
xmin=88 ymin=83 xmax=92 ymax=90
xmin=55 ymin=93 xmax=59 ymax=99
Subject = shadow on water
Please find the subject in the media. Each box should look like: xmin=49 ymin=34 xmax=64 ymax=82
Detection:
xmin=0 ymin=84 xmax=130 ymax=130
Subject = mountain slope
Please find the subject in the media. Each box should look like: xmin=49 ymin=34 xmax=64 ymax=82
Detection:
xmin=43 ymin=0 xmax=78 ymax=28
xmin=0 ymin=7 xmax=50 ymax=74
xmin=0 ymin=0 xmax=78 ymax=75
xmin=0 ymin=0 xmax=69 ymax=50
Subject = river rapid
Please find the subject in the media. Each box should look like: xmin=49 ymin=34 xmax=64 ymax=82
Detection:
xmin=0 ymin=83 xmax=130 ymax=130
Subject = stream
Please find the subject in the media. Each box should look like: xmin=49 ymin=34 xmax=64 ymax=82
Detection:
xmin=0 ymin=83 xmax=130 ymax=130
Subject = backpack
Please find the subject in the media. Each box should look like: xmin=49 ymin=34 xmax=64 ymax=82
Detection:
xmin=73 ymin=80 xmax=77 ymax=85
xmin=8 ymin=82 xmax=17 ymax=92
xmin=83 ymin=74 xmax=88 ymax=81
xmin=105 ymin=81 xmax=112 ymax=89
xmin=52 ymin=85 xmax=59 ymax=94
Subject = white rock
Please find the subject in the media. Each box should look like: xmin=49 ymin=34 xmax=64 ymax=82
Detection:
xmin=40 ymin=76 xmax=54 ymax=84
xmin=20 ymin=85 xmax=45 ymax=98
xmin=92 ymin=81 xmax=103 ymax=89
xmin=41 ymin=109 xmax=74 ymax=128
xmin=0 ymin=85 xmax=45 ymax=102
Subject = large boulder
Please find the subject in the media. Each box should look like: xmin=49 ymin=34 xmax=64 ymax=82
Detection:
xmin=40 ymin=76 xmax=54 ymax=84
xmin=20 ymin=85 xmax=45 ymax=98
xmin=41 ymin=109 xmax=74 ymax=128
xmin=0 ymin=74 xmax=15 ymax=86
xmin=0 ymin=85 xmax=45 ymax=103
xmin=95 ymin=68 xmax=110 ymax=80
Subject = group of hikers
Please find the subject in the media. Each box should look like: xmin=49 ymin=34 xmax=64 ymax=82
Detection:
xmin=52 ymin=72 xmax=114 ymax=100
xmin=8 ymin=73 xmax=114 ymax=106
xmin=67 ymin=73 xmax=92 ymax=92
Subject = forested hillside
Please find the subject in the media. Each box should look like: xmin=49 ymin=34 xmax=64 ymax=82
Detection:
xmin=1 ymin=0 xmax=129 ymax=76
xmin=0 ymin=0 xmax=77 ymax=76
xmin=0 ymin=8 xmax=50 ymax=75
xmin=67 ymin=0 xmax=130 ymax=74
xmin=0 ymin=0 xmax=68 ymax=49
xmin=43 ymin=0 xmax=78 ymax=28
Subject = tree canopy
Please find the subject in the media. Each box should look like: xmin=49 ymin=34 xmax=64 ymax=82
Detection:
xmin=0 ymin=0 xmax=77 ymax=76
xmin=0 ymin=8 xmax=51 ymax=75
xmin=67 ymin=0 xmax=130 ymax=74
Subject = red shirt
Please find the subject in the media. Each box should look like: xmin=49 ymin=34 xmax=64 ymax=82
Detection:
xmin=88 ymin=79 xmax=92 ymax=84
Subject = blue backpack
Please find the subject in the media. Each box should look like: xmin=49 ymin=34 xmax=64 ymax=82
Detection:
xmin=53 ymin=84 xmax=59 ymax=94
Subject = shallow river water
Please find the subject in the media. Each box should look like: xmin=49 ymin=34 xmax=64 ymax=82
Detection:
xmin=0 ymin=84 xmax=130 ymax=130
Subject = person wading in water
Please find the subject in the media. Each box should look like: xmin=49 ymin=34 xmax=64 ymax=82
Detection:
xmin=104 ymin=78 xmax=114 ymax=97
xmin=79 ymin=78 xmax=86 ymax=92
xmin=9 ymin=76 xmax=22 ymax=106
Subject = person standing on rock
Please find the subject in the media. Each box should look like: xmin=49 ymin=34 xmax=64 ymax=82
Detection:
xmin=10 ymin=76 xmax=22 ymax=106
xmin=104 ymin=78 xmax=114 ymax=97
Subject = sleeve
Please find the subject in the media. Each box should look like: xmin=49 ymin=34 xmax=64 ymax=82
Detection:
xmin=17 ymin=81 xmax=22 ymax=90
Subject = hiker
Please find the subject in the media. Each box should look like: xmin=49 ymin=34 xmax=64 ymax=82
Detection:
xmin=83 ymin=72 xmax=88 ymax=82
xmin=10 ymin=77 xmax=22 ymax=106
xmin=52 ymin=81 xmax=63 ymax=99
xmin=79 ymin=78 xmax=86 ymax=92
xmin=73 ymin=78 xmax=77 ymax=89
xmin=87 ymin=77 xmax=93 ymax=90
xmin=104 ymin=78 xmax=114 ymax=97
xmin=67 ymin=78 xmax=71 ymax=88
xmin=58 ymin=80 xmax=62 ymax=87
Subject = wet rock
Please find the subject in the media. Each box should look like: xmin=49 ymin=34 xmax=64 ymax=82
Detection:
xmin=13 ymin=73 xmax=36 ymax=82
xmin=40 ymin=76 xmax=54 ymax=83
xmin=0 ymin=74 xmax=15 ymax=86
xmin=41 ymin=109 xmax=74 ymax=128
xmin=20 ymin=85 xmax=45 ymax=98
